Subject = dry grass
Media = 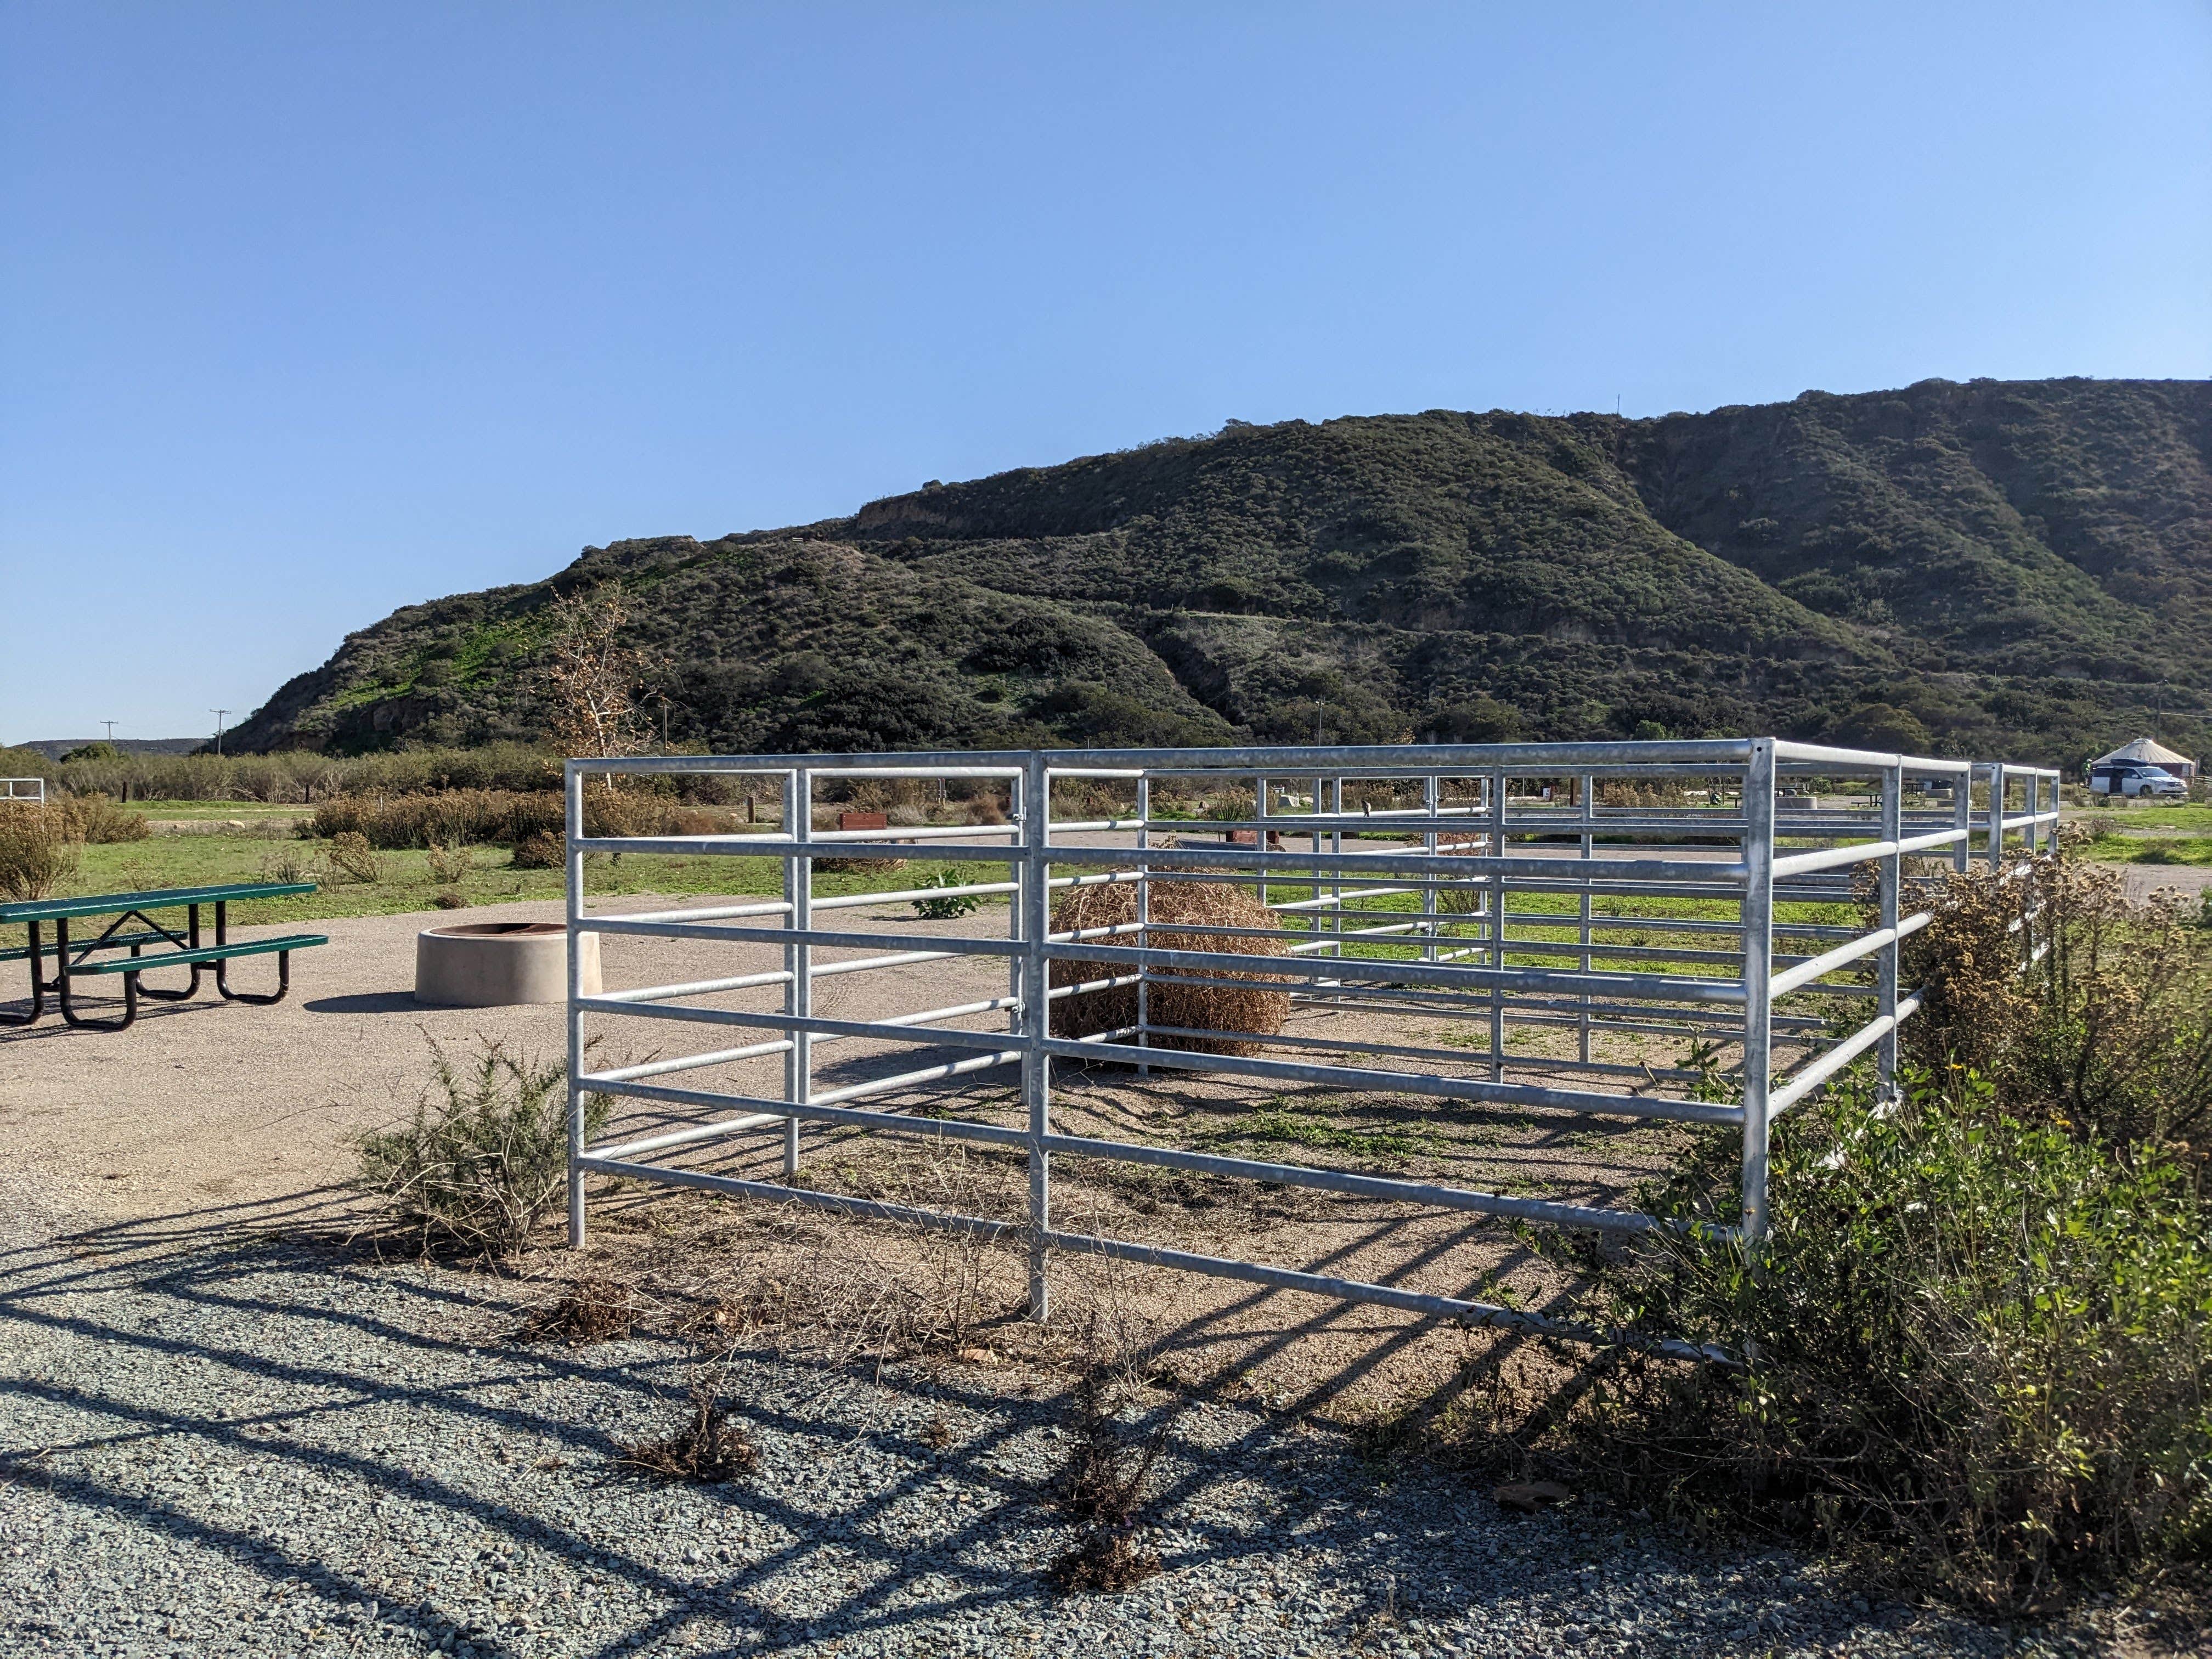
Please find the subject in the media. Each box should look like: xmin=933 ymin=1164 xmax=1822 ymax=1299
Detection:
xmin=1051 ymin=879 xmax=1291 ymax=1057
xmin=592 ymin=1148 xmax=1031 ymax=1372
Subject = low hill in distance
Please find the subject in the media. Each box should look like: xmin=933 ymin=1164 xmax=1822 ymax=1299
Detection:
xmin=232 ymin=376 xmax=2212 ymax=769
xmin=8 ymin=737 xmax=207 ymax=759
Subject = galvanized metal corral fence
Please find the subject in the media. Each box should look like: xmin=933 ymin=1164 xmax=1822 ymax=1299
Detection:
xmin=565 ymin=740 xmax=2058 ymax=1356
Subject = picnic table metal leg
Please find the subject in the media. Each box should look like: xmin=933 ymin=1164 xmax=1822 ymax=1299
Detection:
xmin=55 ymin=916 xmax=137 ymax=1031
xmin=136 ymin=904 xmax=205 ymax=1002
xmin=212 ymin=900 xmax=292 ymax=1005
xmin=0 ymin=921 xmax=46 ymax=1026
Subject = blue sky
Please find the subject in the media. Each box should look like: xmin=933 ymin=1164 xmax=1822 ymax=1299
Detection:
xmin=4 ymin=2 xmax=2208 ymax=743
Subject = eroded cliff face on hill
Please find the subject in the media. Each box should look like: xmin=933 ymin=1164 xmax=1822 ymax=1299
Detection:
xmin=229 ymin=377 xmax=2211 ymax=766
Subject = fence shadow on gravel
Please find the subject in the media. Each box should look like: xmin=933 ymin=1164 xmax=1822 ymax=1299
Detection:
xmin=0 ymin=1232 xmax=1641 ymax=1657
xmin=44 ymin=1182 xmax=372 ymax=1258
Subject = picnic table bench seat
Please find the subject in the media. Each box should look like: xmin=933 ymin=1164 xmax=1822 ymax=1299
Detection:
xmin=0 ymin=929 xmax=171 ymax=964
xmin=0 ymin=881 xmax=326 ymax=1031
xmin=61 ymin=933 xmax=329 ymax=974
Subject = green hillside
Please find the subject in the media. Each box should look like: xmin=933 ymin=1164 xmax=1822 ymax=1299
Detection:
xmin=232 ymin=377 xmax=2211 ymax=768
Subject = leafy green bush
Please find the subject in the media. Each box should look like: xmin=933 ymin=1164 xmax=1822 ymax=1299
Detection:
xmin=1571 ymin=1074 xmax=2211 ymax=1613
xmin=910 ymin=868 xmax=982 ymax=919
xmin=1902 ymin=854 xmax=2212 ymax=1158
xmin=353 ymin=1040 xmax=607 ymax=1255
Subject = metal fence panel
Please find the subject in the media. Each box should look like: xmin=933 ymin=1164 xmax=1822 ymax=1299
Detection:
xmin=565 ymin=740 xmax=2059 ymax=1351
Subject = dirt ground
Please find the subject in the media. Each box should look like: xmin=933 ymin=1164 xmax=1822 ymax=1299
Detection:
xmin=0 ymin=882 xmax=1718 ymax=1432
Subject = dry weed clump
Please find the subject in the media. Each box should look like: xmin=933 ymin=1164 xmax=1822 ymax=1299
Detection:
xmin=0 ymin=792 xmax=151 ymax=901
xmin=425 ymin=841 xmax=472 ymax=883
xmin=1046 ymin=1297 xmax=1182 ymax=1594
xmin=325 ymin=831 xmax=384 ymax=884
xmin=1051 ymin=879 xmax=1290 ymax=1056
xmin=614 ymin=1362 xmax=760 ymax=1483
xmin=514 ymin=1276 xmax=642 ymax=1345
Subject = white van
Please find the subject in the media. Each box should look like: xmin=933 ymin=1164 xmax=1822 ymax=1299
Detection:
xmin=2090 ymin=760 xmax=2188 ymax=799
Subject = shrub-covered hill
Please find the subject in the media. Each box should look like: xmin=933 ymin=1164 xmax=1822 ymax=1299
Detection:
xmin=232 ymin=376 xmax=2211 ymax=766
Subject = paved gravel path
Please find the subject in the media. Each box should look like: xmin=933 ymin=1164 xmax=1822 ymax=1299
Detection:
xmin=1 ymin=1233 xmax=2090 ymax=1659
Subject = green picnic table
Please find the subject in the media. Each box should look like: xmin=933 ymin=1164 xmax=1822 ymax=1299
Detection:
xmin=0 ymin=883 xmax=329 ymax=1032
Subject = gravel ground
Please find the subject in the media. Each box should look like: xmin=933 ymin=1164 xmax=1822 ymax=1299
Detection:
xmin=0 ymin=1235 xmax=2129 ymax=1659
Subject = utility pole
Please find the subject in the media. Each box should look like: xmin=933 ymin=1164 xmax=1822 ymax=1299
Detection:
xmin=1314 ymin=701 xmax=1325 ymax=744
xmin=210 ymin=710 xmax=229 ymax=757
xmin=101 ymin=720 xmax=118 ymax=744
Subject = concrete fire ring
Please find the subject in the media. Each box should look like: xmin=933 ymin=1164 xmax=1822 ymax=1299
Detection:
xmin=414 ymin=922 xmax=601 ymax=1008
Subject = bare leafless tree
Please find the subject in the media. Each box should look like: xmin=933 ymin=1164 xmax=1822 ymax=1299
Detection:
xmin=539 ymin=584 xmax=651 ymax=771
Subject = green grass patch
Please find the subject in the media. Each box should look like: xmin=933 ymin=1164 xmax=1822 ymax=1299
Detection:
xmin=1200 ymin=1098 xmax=1439 ymax=1166
xmin=0 ymin=831 xmax=998 ymax=949
xmin=125 ymin=799 xmax=312 ymax=819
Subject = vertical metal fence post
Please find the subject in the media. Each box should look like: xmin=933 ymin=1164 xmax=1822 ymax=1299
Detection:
xmin=783 ymin=767 xmax=811 ymax=1178
xmin=1878 ymin=760 xmax=1901 ymax=1102
xmin=1421 ymin=772 xmax=1439 ymax=962
xmin=1308 ymin=774 xmax=1325 ymax=952
xmin=1330 ymin=775 xmax=1344 ymax=959
xmin=1489 ymin=768 xmax=1506 ymax=1081
xmin=1578 ymin=770 xmax=1594 ymax=1066
xmin=1254 ymin=772 xmax=1268 ymax=911
xmin=1135 ymin=771 xmax=1150 ymax=1077
xmin=1006 ymin=768 xmax=1024 ymax=1017
xmin=565 ymin=763 xmax=588 ymax=1248
xmin=1953 ymin=764 xmax=1972 ymax=875
xmin=1740 ymin=739 xmax=1777 ymax=1243
xmin=1984 ymin=762 xmax=2006 ymax=870
xmin=1023 ymin=753 xmax=1052 ymax=1319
